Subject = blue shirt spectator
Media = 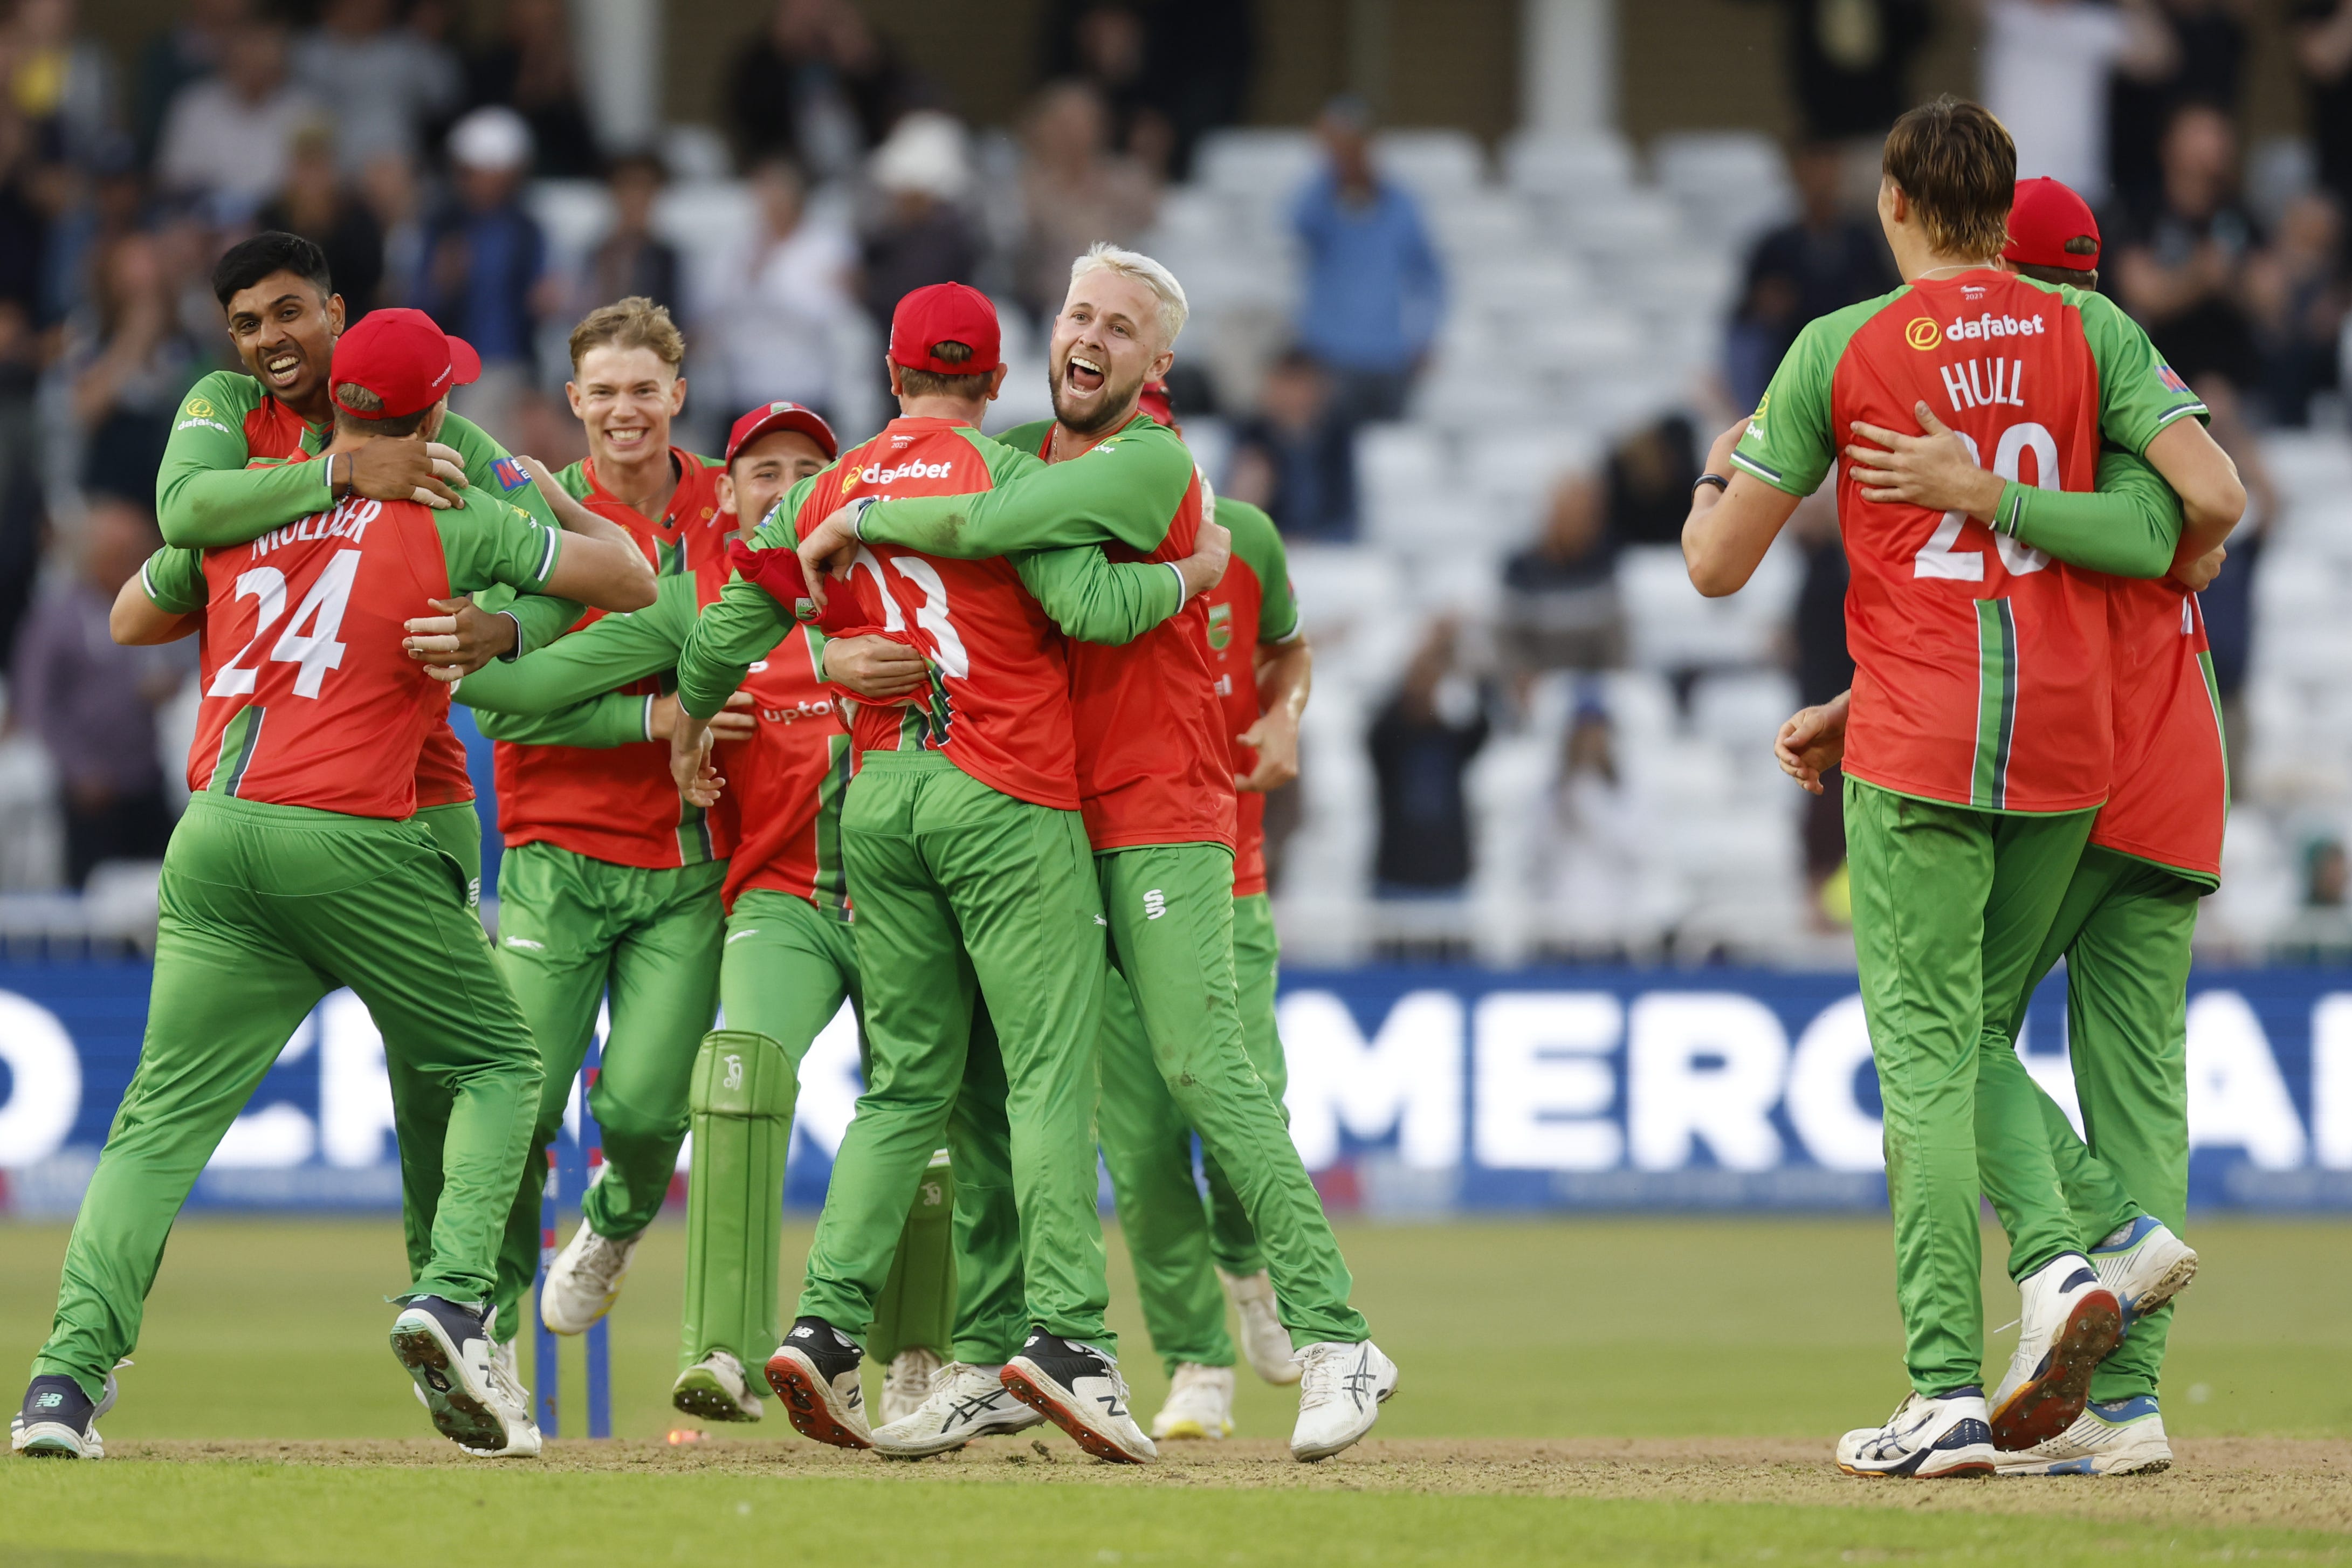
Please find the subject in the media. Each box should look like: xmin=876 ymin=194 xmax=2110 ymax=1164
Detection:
xmin=1290 ymin=99 xmax=1443 ymax=409
xmin=426 ymin=108 xmax=548 ymax=369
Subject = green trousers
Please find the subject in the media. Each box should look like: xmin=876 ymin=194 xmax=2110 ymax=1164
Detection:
xmin=1099 ymin=890 xmax=1287 ymax=1373
xmin=1844 ymin=777 xmax=2093 ymax=1398
xmin=1099 ymin=845 xmax=1364 ymax=1350
xmin=35 ymin=795 xmax=540 ymax=1398
xmin=796 ymin=752 xmax=1115 ymax=1354
xmin=389 ymin=802 xmax=485 ymax=1282
xmin=491 ymin=842 xmax=726 ymax=1338
xmin=1980 ymin=845 xmax=2198 ymax=1401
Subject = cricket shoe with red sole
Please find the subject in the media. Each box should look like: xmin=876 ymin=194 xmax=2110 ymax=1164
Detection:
xmin=1990 ymin=1253 xmax=2123 ymax=1450
xmin=766 ymin=1317 xmax=871 ymax=1449
xmin=1289 ymin=1340 xmax=1398 ymax=1461
xmin=1001 ymin=1332 xmax=1157 ymax=1463
xmin=1836 ymin=1388 xmax=1997 ymax=1478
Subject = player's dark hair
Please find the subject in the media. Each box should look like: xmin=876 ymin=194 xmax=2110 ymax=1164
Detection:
xmin=212 ymin=231 xmax=333 ymax=310
xmin=898 ymin=338 xmax=993 ymax=400
xmin=2013 ymin=261 xmax=2099 ymax=294
xmin=332 ymin=383 xmax=434 ymax=438
xmin=1882 ymin=96 xmax=2016 ymax=262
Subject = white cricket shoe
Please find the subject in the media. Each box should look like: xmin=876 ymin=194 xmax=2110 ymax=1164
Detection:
xmin=1991 ymin=1253 xmax=2122 ymax=1450
xmin=1997 ymin=1395 xmax=2172 ymax=1476
xmin=672 ymin=1349 xmax=763 ymax=1423
xmin=1001 ymin=1332 xmax=1157 ymax=1464
xmin=1219 ymin=1267 xmax=1301 ymax=1385
xmin=2089 ymin=1218 xmax=2198 ymax=1337
xmin=766 ymin=1317 xmax=872 ymax=1449
xmin=1836 ymin=1388 xmax=1998 ymax=1478
xmin=1152 ymin=1362 xmax=1235 ymax=1440
xmin=882 ymin=1345 xmax=942 ymax=1426
xmin=391 ymin=1297 xmax=541 ymax=1457
xmin=11 ymin=1372 xmax=113 ymax=1460
xmin=540 ymin=1222 xmax=641 ymax=1335
xmin=872 ymin=1361 xmax=1046 ymax=1458
xmin=1288 ymin=1340 xmax=1397 ymax=1461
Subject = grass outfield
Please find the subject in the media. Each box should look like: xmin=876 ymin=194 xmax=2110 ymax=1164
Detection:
xmin=2 ymin=1216 xmax=2349 ymax=1565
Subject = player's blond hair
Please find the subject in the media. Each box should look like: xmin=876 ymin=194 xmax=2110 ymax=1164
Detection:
xmin=1882 ymin=97 xmax=2016 ymax=262
xmin=1069 ymin=242 xmax=1188 ymax=347
xmin=568 ymin=295 xmax=685 ymax=375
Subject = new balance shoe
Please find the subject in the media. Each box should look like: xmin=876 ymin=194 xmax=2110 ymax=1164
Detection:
xmin=1001 ymin=1332 xmax=1157 ymax=1463
xmin=12 ymin=1376 xmax=101 ymax=1459
xmin=1836 ymin=1388 xmax=1998 ymax=1478
xmin=540 ymin=1222 xmax=642 ymax=1335
xmin=673 ymin=1349 xmax=763 ymax=1423
xmin=882 ymin=1345 xmax=943 ymax=1426
xmin=1997 ymin=1395 xmax=2172 ymax=1476
xmin=1289 ymin=1340 xmax=1397 ymax=1461
xmin=390 ymin=1297 xmax=541 ymax=1457
xmin=2089 ymin=1218 xmax=2198 ymax=1338
xmin=766 ymin=1318 xmax=871 ymax=1449
xmin=1152 ymin=1362 xmax=1236 ymax=1441
xmin=1991 ymin=1253 xmax=2123 ymax=1450
xmin=1218 ymin=1267 xmax=1301 ymax=1386
xmin=872 ymin=1361 xmax=1045 ymax=1459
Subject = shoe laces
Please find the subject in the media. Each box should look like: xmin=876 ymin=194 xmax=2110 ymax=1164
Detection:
xmin=484 ymin=1344 xmax=531 ymax=1413
xmin=576 ymin=1230 xmax=631 ymax=1288
xmin=1294 ymin=1343 xmax=1349 ymax=1412
xmin=928 ymin=1360 xmax=982 ymax=1397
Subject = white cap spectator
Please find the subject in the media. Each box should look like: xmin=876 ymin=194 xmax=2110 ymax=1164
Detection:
xmin=871 ymin=111 xmax=972 ymax=202
xmin=448 ymin=105 xmax=534 ymax=175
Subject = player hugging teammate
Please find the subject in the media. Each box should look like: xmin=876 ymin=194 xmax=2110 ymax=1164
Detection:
xmin=17 ymin=232 xmax=1394 ymax=1466
xmin=1686 ymin=100 xmax=2245 ymax=1478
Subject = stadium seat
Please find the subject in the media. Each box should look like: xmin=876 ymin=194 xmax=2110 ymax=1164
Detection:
xmin=1501 ymin=130 xmax=1637 ymax=199
xmin=1371 ymin=129 xmax=1489 ymax=201
xmin=1194 ymin=128 xmax=1322 ymax=198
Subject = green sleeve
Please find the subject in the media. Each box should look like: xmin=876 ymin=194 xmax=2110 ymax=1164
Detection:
xmin=675 ymin=576 xmax=791 ymax=721
xmin=438 ymin=414 xmax=583 ymax=649
xmin=479 ymin=587 xmax=586 ymax=658
xmin=2070 ymin=286 xmax=2211 ymax=454
xmin=434 ymin=488 xmax=563 ymax=596
xmin=1729 ymin=296 xmax=1890 ymax=498
xmin=140 ymin=547 xmax=208 ymax=614
xmin=856 ymin=422 xmax=1190 ymax=558
xmin=1220 ymin=499 xmax=1298 ymax=641
xmin=1989 ymin=450 xmax=2183 ymax=579
xmin=471 ymin=693 xmax=652 ymax=748
xmin=1012 ymin=546 xmax=1182 ymax=644
xmin=153 ymin=372 xmax=333 ymax=547
xmin=450 ymin=575 xmax=696 ymax=714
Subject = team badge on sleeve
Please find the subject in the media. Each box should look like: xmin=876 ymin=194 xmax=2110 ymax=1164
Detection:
xmin=492 ymin=456 xmax=531 ymax=492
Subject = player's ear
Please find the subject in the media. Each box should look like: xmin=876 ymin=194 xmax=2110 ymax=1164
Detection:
xmin=1149 ymin=346 xmax=1175 ymax=382
xmin=324 ymin=292 xmax=347 ymax=339
xmin=714 ymin=471 xmax=737 ymax=518
xmin=564 ymin=380 xmax=583 ymax=418
xmin=986 ymin=363 xmax=1009 ymax=402
xmin=669 ymin=374 xmax=687 ymax=416
xmin=886 ymin=360 xmax=906 ymax=399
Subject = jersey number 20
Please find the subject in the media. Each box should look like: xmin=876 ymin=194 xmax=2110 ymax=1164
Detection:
xmin=1912 ymin=422 xmax=2059 ymax=581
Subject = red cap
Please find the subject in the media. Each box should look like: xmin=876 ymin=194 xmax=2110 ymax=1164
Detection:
xmin=1138 ymin=380 xmax=1175 ymax=427
xmin=2003 ymin=177 xmax=2101 ymax=273
xmin=329 ymin=308 xmax=480 ymax=420
xmin=889 ymin=282 xmax=1000 ymax=375
xmin=726 ymin=400 xmax=839 ymax=463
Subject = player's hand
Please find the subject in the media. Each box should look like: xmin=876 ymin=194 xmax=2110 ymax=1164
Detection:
xmin=649 ymin=690 xmax=757 ymax=743
xmin=796 ymin=506 xmax=865 ymax=610
xmin=1775 ymin=691 xmax=1851 ymax=795
xmin=1846 ymin=403 xmax=2005 ymax=518
xmin=1233 ymin=708 xmax=1299 ymax=793
xmin=402 ymin=596 xmax=518 ymax=681
xmin=425 ymin=442 xmax=469 ymax=493
xmin=2172 ymin=542 xmax=2227 ymax=593
xmin=1179 ymin=518 xmax=1231 ymax=600
xmin=669 ymin=713 xmax=725 ymax=808
xmin=1702 ymin=417 xmax=1750 ymax=483
xmin=352 ymin=436 xmax=460 ymax=508
xmin=824 ymin=634 xmax=929 ymax=700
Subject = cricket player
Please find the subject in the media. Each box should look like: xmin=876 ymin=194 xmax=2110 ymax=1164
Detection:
xmin=1681 ymin=98 xmax=2243 ymax=1476
xmin=669 ymin=283 xmax=1226 ymax=1464
xmin=794 ymin=247 xmax=1395 ymax=1463
xmin=12 ymin=310 xmax=654 ymax=1460
xmin=1095 ymin=381 xmax=1312 ymax=1441
xmin=1784 ymin=177 xmax=2222 ymax=1476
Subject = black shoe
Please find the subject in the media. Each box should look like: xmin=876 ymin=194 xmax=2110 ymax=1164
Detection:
xmin=765 ymin=1318 xmax=871 ymax=1449
xmin=391 ymin=1296 xmax=538 ymax=1456
xmin=13 ymin=1376 xmax=100 ymax=1459
xmin=1001 ymin=1330 xmax=1156 ymax=1464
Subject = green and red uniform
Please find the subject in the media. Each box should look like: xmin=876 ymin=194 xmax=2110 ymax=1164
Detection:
xmin=1734 ymin=270 xmax=2204 ymax=1397
xmin=35 ymin=487 xmax=560 ymax=1399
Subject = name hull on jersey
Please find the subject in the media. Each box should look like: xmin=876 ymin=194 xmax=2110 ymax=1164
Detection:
xmin=250 ymin=499 xmax=381 ymax=560
xmin=1940 ymin=359 xmax=2027 ymax=412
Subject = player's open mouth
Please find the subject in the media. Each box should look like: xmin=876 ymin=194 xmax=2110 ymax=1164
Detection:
xmin=264 ymin=352 xmax=302 ymax=388
xmin=604 ymin=425 xmax=653 ymax=449
xmin=1065 ymin=355 xmax=1105 ymax=395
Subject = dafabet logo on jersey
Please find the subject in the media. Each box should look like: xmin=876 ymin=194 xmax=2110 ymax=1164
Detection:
xmin=1906 ymin=318 xmax=1943 ymax=352
xmin=176 ymin=395 xmax=230 ymax=436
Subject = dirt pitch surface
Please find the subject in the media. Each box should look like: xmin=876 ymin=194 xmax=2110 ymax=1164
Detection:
xmin=106 ymin=1435 xmax=2352 ymax=1533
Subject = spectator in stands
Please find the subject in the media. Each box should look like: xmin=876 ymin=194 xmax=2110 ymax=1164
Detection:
xmin=2246 ymin=192 xmax=2347 ymax=427
xmin=464 ymin=0 xmax=600 ymax=180
xmin=10 ymin=496 xmax=190 ymax=889
xmin=66 ymin=231 xmax=202 ymax=503
xmin=859 ymin=111 xmax=980 ymax=331
xmin=2296 ymin=0 xmax=2352 ymax=219
xmin=257 ymin=124 xmax=385 ymax=318
xmin=1015 ymin=79 xmax=1158 ymax=324
xmin=1787 ymin=487 xmax=1851 ymax=923
xmin=1977 ymin=0 xmax=2174 ymax=207
xmin=2275 ymin=836 xmax=2352 ymax=960
xmin=360 ymin=150 xmax=426 ymax=307
xmin=710 ymin=156 xmax=855 ymax=417
xmin=155 ymin=18 xmax=319 ymax=216
xmin=291 ymin=0 xmax=460 ymax=176
xmin=1726 ymin=141 xmax=1899 ymax=409
xmin=2108 ymin=0 xmax=2246 ymax=209
xmin=1291 ymin=95 xmax=1442 ymax=431
xmin=427 ymin=107 xmax=554 ymax=439
xmin=580 ymin=152 xmax=683 ymax=320
xmin=1737 ymin=0 xmax=1933 ymax=144
xmin=1605 ymin=416 xmax=1700 ymax=547
xmin=10 ymin=0 xmax=118 ymax=168
xmin=1497 ymin=470 xmax=1624 ymax=691
xmin=1368 ymin=617 xmax=1490 ymax=898
xmin=1531 ymin=700 xmax=1648 ymax=945
xmin=2113 ymin=99 xmax=2262 ymax=395
xmin=1046 ymin=2 xmax=1170 ymax=174
xmin=131 ymin=0 xmax=248 ymax=169
xmin=1223 ymin=347 xmax=1353 ymax=540
xmin=1040 ymin=0 xmax=1254 ymax=180
xmin=726 ymin=0 xmax=924 ymax=182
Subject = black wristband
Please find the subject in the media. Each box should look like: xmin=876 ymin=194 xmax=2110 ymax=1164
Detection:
xmin=1694 ymin=472 xmax=1730 ymax=493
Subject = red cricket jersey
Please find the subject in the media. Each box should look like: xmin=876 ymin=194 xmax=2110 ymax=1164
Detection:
xmin=2091 ymin=583 xmax=2227 ymax=881
xmin=717 ymin=622 xmax=857 ymax=913
xmin=1202 ymin=551 xmax=1270 ymax=895
xmin=566 ymin=448 xmax=732 ymax=575
xmin=187 ymin=496 xmax=461 ymax=817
